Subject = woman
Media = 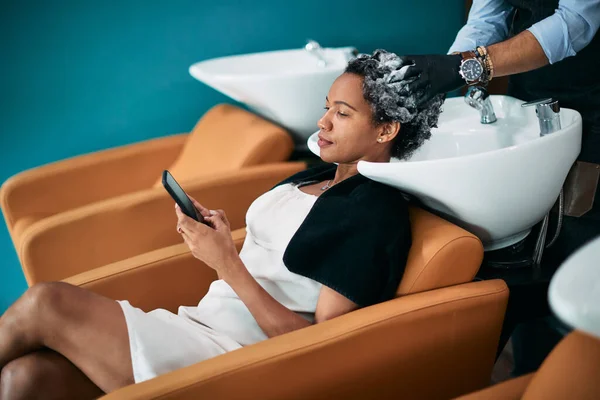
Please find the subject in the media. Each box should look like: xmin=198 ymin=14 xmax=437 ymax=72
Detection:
xmin=0 ymin=50 xmax=444 ymax=399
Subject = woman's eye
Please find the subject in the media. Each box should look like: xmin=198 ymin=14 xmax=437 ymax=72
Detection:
xmin=323 ymin=106 xmax=330 ymax=110
xmin=337 ymin=111 xmax=348 ymax=117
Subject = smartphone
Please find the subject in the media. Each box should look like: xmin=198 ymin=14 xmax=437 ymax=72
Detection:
xmin=162 ymin=170 xmax=205 ymax=224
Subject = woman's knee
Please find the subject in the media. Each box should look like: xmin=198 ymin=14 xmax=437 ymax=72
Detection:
xmin=1 ymin=351 xmax=105 ymax=400
xmin=25 ymin=282 xmax=74 ymax=318
xmin=0 ymin=356 xmax=45 ymax=399
xmin=14 ymin=282 xmax=81 ymax=336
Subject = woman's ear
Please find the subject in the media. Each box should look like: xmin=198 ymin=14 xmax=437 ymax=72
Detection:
xmin=378 ymin=121 xmax=400 ymax=143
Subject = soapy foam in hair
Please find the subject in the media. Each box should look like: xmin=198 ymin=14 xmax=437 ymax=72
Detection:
xmin=345 ymin=49 xmax=444 ymax=160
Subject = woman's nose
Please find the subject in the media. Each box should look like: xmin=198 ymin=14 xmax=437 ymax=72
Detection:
xmin=318 ymin=114 xmax=332 ymax=131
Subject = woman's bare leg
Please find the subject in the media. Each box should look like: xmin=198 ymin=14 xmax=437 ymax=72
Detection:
xmin=0 ymin=282 xmax=134 ymax=393
xmin=1 ymin=349 xmax=103 ymax=400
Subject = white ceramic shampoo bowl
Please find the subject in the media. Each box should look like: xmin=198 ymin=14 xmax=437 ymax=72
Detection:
xmin=189 ymin=46 xmax=355 ymax=146
xmin=308 ymin=95 xmax=582 ymax=250
xmin=549 ymin=236 xmax=600 ymax=339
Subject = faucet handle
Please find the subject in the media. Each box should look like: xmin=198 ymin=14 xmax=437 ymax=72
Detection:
xmin=522 ymin=98 xmax=554 ymax=107
xmin=522 ymin=98 xmax=560 ymax=114
xmin=522 ymin=98 xmax=561 ymax=135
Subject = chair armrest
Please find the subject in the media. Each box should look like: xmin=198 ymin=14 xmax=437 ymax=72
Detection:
xmin=454 ymin=373 xmax=534 ymax=400
xmin=20 ymin=162 xmax=305 ymax=284
xmin=0 ymin=134 xmax=188 ymax=231
xmin=63 ymin=227 xmax=247 ymax=313
xmin=102 ymin=280 xmax=509 ymax=400
xmin=522 ymin=331 xmax=600 ymax=400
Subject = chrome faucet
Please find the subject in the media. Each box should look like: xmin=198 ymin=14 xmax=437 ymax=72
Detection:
xmin=305 ymin=39 xmax=328 ymax=67
xmin=522 ymin=98 xmax=561 ymax=136
xmin=523 ymin=98 xmax=562 ymax=267
xmin=465 ymin=86 xmax=497 ymax=124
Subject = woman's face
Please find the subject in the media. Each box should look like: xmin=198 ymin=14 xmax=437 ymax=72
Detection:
xmin=317 ymin=73 xmax=397 ymax=164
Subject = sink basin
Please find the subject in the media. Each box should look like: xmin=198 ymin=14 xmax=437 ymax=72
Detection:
xmin=189 ymin=46 xmax=356 ymax=146
xmin=549 ymin=236 xmax=600 ymax=339
xmin=308 ymin=95 xmax=582 ymax=250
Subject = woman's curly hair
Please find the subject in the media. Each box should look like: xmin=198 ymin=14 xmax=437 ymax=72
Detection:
xmin=345 ymin=49 xmax=444 ymax=160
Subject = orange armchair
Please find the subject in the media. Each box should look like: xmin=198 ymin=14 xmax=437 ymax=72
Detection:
xmin=64 ymin=207 xmax=509 ymax=400
xmin=455 ymin=330 xmax=600 ymax=400
xmin=1 ymin=103 xmax=294 ymax=261
xmin=17 ymin=162 xmax=306 ymax=285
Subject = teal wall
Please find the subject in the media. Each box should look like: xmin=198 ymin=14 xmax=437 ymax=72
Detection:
xmin=0 ymin=0 xmax=464 ymax=312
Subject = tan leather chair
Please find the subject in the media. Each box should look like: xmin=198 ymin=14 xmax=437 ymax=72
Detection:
xmin=63 ymin=207 xmax=509 ymax=400
xmin=455 ymin=330 xmax=600 ymax=400
xmin=17 ymin=162 xmax=306 ymax=285
xmin=0 ymin=103 xmax=294 ymax=262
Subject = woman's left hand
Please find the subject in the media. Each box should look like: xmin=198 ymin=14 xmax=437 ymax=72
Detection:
xmin=175 ymin=198 xmax=239 ymax=277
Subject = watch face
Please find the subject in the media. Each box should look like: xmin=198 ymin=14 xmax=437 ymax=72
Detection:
xmin=461 ymin=59 xmax=483 ymax=81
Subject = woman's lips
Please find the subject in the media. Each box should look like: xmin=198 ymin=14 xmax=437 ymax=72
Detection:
xmin=317 ymin=136 xmax=333 ymax=147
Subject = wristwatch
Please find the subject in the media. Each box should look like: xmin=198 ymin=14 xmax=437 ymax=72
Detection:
xmin=458 ymin=51 xmax=486 ymax=86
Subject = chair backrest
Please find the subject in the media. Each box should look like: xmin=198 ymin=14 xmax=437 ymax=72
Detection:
xmin=398 ymin=207 xmax=484 ymax=296
xmin=159 ymin=104 xmax=294 ymax=185
xmin=522 ymin=330 xmax=600 ymax=399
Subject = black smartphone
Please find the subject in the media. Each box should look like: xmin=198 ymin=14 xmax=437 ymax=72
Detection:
xmin=162 ymin=170 xmax=205 ymax=224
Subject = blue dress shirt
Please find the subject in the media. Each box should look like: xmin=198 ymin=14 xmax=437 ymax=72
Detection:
xmin=448 ymin=0 xmax=600 ymax=64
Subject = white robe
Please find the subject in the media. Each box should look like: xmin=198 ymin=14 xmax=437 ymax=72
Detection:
xmin=118 ymin=183 xmax=322 ymax=383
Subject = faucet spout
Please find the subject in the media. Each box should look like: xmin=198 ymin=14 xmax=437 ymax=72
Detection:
xmin=465 ymin=86 xmax=497 ymax=124
xmin=305 ymin=39 xmax=328 ymax=67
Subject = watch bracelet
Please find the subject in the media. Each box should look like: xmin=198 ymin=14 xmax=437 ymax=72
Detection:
xmin=475 ymin=46 xmax=494 ymax=84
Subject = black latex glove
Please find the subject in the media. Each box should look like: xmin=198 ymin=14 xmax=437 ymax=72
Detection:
xmin=399 ymin=54 xmax=465 ymax=106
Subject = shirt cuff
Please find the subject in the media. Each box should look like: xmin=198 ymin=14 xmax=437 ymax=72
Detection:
xmin=448 ymin=29 xmax=481 ymax=54
xmin=448 ymin=43 xmax=473 ymax=54
xmin=528 ymin=14 xmax=575 ymax=64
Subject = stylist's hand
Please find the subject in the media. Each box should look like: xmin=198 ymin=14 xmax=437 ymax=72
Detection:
xmin=175 ymin=197 xmax=239 ymax=277
xmin=399 ymin=54 xmax=464 ymax=106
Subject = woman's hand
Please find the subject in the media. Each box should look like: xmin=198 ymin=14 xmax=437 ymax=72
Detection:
xmin=175 ymin=196 xmax=240 ymax=278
